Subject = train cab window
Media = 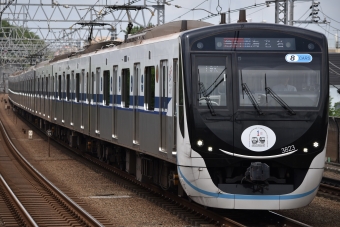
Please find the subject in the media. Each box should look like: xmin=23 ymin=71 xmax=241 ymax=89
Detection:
xmin=103 ymin=70 xmax=110 ymax=106
xmin=237 ymin=54 xmax=321 ymax=108
xmin=144 ymin=66 xmax=155 ymax=110
xmin=194 ymin=57 xmax=227 ymax=107
xmin=76 ymin=73 xmax=80 ymax=102
xmin=121 ymin=68 xmax=130 ymax=108
xmin=66 ymin=74 xmax=70 ymax=101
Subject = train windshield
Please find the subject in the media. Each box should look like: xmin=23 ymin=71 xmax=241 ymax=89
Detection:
xmin=198 ymin=65 xmax=227 ymax=107
xmin=238 ymin=54 xmax=321 ymax=108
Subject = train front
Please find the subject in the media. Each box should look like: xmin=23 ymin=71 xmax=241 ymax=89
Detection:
xmin=177 ymin=23 xmax=328 ymax=209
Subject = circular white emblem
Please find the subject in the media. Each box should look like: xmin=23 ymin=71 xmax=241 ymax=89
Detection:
xmin=241 ymin=125 xmax=276 ymax=152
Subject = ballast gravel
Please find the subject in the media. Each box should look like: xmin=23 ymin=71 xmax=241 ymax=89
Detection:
xmin=2 ymin=95 xmax=340 ymax=227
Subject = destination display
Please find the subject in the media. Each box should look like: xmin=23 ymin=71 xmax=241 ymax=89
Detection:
xmin=215 ymin=38 xmax=296 ymax=50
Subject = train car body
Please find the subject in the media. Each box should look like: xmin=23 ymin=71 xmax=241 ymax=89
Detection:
xmin=8 ymin=20 xmax=328 ymax=210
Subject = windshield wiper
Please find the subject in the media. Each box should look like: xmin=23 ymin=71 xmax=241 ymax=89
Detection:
xmin=264 ymin=74 xmax=296 ymax=115
xmin=198 ymin=68 xmax=227 ymax=116
xmin=265 ymin=87 xmax=296 ymax=115
xmin=203 ymin=68 xmax=227 ymax=97
xmin=199 ymin=81 xmax=216 ymax=116
xmin=241 ymin=71 xmax=263 ymax=115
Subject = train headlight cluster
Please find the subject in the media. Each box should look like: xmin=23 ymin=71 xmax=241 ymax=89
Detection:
xmin=197 ymin=140 xmax=204 ymax=147
xmin=303 ymin=141 xmax=319 ymax=153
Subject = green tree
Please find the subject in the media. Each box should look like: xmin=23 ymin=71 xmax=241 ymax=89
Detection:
xmin=1 ymin=20 xmax=45 ymax=47
xmin=329 ymin=96 xmax=340 ymax=117
xmin=122 ymin=23 xmax=155 ymax=35
xmin=329 ymin=96 xmax=335 ymax=116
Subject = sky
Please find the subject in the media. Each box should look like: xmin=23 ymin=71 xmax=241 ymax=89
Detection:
xmin=2 ymin=0 xmax=340 ymax=103
xmin=163 ymin=0 xmax=339 ymax=48
xmin=2 ymin=0 xmax=339 ymax=47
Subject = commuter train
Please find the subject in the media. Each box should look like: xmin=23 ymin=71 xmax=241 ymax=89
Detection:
xmin=8 ymin=20 xmax=329 ymax=209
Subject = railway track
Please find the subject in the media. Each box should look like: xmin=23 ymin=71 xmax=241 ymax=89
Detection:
xmin=318 ymin=177 xmax=340 ymax=201
xmin=8 ymin=106 xmax=313 ymax=227
xmin=0 ymin=118 xmax=113 ymax=226
xmin=0 ymin=174 xmax=37 ymax=226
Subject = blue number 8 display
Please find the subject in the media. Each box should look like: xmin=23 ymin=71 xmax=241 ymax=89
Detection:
xmin=285 ymin=54 xmax=313 ymax=63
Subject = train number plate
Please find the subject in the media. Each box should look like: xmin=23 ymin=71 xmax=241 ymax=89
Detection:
xmin=281 ymin=145 xmax=298 ymax=153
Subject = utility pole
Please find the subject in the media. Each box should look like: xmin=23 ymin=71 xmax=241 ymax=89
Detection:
xmin=228 ymin=7 xmax=231 ymax=24
xmin=155 ymin=0 xmax=165 ymax=25
xmin=292 ymin=0 xmax=328 ymax=25
xmin=289 ymin=0 xmax=294 ymax=25
xmin=335 ymin=29 xmax=339 ymax=49
xmin=266 ymin=0 xmax=289 ymax=24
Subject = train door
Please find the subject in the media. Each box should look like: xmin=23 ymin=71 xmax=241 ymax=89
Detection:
xmin=45 ymin=76 xmax=48 ymax=118
xmin=81 ymin=70 xmax=85 ymax=129
xmin=133 ymin=63 xmax=140 ymax=145
xmin=172 ymin=59 xmax=178 ymax=154
xmin=62 ymin=72 xmax=65 ymax=123
xmin=36 ymin=77 xmax=39 ymax=114
xmin=96 ymin=68 xmax=100 ymax=134
xmin=159 ymin=60 xmax=168 ymax=152
xmin=112 ymin=66 xmax=118 ymax=139
xmin=71 ymin=71 xmax=74 ymax=126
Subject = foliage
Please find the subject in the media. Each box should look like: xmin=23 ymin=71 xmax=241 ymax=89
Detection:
xmin=0 ymin=20 xmax=44 ymax=45
xmin=122 ymin=23 xmax=155 ymax=35
xmin=329 ymin=96 xmax=340 ymax=117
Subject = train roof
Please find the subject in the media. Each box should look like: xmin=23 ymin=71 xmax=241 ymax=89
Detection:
xmin=48 ymin=20 xmax=212 ymax=63
xmin=125 ymin=20 xmax=212 ymax=43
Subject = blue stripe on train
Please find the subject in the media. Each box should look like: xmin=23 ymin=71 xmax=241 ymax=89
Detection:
xmin=177 ymin=166 xmax=317 ymax=200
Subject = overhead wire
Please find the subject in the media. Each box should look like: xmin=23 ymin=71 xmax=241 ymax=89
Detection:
xmin=169 ymin=0 xmax=208 ymax=22
xmin=317 ymin=24 xmax=338 ymax=38
xmin=319 ymin=5 xmax=340 ymax=24
xmin=229 ymin=6 xmax=267 ymax=23
xmin=31 ymin=0 xmax=142 ymax=57
xmin=330 ymin=61 xmax=340 ymax=71
xmin=198 ymin=3 xmax=266 ymax=21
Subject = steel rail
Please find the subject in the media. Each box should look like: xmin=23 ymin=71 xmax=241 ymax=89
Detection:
xmin=0 ymin=174 xmax=38 ymax=227
xmin=0 ymin=119 xmax=105 ymax=227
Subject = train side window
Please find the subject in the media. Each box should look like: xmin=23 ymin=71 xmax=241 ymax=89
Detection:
xmin=91 ymin=72 xmax=95 ymax=103
xmin=58 ymin=75 xmax=61 ymax=100
xmin=63 ymin=73 xmax=66 ymax=100
xmin=41 ymin=77 xmax=44 ymax=96
xmin=121 ymin=68 xmax=130 ymax=108
xmin=76 ymin=73 xmax=80 ymax=102
xmin=103 ymin=70 xmax=110 ymax=106
xmin=46 ymin=76 xmax=49 ymax=96
xmin=38 ymin=78 xmax=40 ymax=96
xmin=86 ymin=72 xmax=89 ymax=102
xmin=144 ymin=66 xmax=155 ymax=111
xmin=66 ymin=74 xmax=70 ymax=101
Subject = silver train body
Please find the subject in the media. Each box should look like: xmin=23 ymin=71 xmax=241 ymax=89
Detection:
xmin=8 ymin=21 xmax=328 ymax=209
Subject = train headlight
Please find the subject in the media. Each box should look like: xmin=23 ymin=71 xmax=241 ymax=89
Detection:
xmin=303 ymin=148 xmax=308 ymax=153
xmin=208 ymin=147 xmax=213 ymax=152
xmin=313 ymin=142 xmax=319 ymax=148
xmin=197 ymin=140 xmax=204 ymax=147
